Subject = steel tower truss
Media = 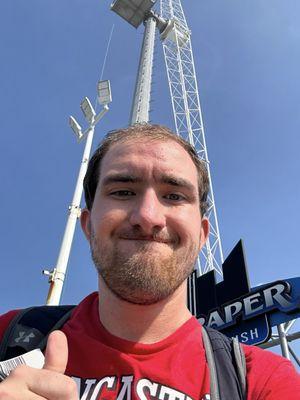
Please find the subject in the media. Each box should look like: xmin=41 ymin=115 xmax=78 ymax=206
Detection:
xmin=160 ymin=0 xmax=223 ymax=276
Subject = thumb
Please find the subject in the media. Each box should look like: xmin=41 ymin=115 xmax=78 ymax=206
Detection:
xmin=43 ymin=330 xmax=68 ymax=374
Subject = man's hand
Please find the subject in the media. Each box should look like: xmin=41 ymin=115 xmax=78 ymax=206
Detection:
xmin=0 ymin=330 xmax=78 ymax=399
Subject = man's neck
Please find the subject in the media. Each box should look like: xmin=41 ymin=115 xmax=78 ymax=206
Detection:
xmin=97 ymin=278 xmax=192 ymax=344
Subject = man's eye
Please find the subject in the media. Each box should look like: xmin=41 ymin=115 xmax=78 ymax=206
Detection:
xmin=110 ymin=190 xmax=135 ymax=197
xmin=165 ymin=193 xmax=185 ymax=201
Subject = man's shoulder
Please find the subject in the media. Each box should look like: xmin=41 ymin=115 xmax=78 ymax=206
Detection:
xmin=0 ymin=310 xmax=19 ymax=341
xmin=242 ymin=343 xmax=300 ymax=398
xmin=242 ymin=341 xmax=297 ymax=375
xmin=0 ymin=292 xmax=98 ymax=344
xmin=0 ymin=304 xmax=79 ymax=361
xmin=242 ymin=341 xmax=290 ymax=367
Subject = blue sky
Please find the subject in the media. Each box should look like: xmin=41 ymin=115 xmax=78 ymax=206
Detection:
xmin=0 ymin=1 xmax=299 ymax=364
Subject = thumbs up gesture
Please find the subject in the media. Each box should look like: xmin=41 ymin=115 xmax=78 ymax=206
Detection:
xmin=44 ymin=330 xmax=69 ymax=373
xmin=0 ymin=331 xmax=78 ymax=399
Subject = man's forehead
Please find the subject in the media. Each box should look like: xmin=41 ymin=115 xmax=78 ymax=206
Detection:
xmin=102 ymin=137 xmax=193 ymax=166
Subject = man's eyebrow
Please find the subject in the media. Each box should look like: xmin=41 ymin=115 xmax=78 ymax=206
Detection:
xmin=160 ymin=174 xmax=196 ymax=192
xmin=101 ymin=174 xmax=142 ymax=186
xmin=101 ymin=173 xmax=196 ymax=192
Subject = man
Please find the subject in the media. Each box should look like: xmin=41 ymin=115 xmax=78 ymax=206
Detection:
xmin=0 ymin=124 xmax=299 ymax=399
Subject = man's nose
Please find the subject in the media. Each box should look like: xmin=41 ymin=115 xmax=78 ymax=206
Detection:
xmin=129 ymin=190 xmax=166 ymax=233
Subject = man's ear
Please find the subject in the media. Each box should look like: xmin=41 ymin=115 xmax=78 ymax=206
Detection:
xmin=80 ymin=208 xmax=92 ymax=241
xmin=199 ymin=216 xmax=209 ymax=251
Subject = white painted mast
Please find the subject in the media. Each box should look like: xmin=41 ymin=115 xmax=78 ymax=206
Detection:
xmin=44 ymin=82 xmax=112 ymax=305
xmin=130 ymin=15 xmax=157 ymax=124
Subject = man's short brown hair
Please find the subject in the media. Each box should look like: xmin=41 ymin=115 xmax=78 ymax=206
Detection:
xmin=83 ymin=124 xmax=209 ymax=216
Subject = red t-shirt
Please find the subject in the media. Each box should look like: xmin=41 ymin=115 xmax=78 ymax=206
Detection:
xmin=0 ymin=292 xmax=299 ymax=400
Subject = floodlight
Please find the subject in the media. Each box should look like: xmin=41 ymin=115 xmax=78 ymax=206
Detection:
xmin=97 ymin=80 xmax=112 ymax=105
xmin=111 ymin=0 xmax=156 ymax=28
xmin=80 ymin=97 xmax=96 ymax=124
xmin=69 ymin=116 xmax=83 ymax=140
xmin=160 ymin=20 xmax=190 ymax=47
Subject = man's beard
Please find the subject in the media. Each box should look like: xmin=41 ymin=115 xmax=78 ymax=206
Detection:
xmin=90 ymin=228 xmax=199 ymax=305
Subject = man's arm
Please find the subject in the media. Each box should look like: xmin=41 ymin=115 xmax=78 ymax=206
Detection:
xmin=0 ymin=330 xmax=78 ymax=400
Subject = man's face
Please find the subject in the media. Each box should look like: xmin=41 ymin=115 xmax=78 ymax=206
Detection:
xmin=81 ymin=138 xmax=209 ymax=305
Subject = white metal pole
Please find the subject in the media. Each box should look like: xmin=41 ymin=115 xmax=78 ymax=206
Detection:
xmin=259 ymin=330 xmax=300 ymax=349
xmin=130 ymin=16 xmax=156 ymax=124
xmin=277 ymin=323 xmax=291 ymax=359
xmin=46 ymin=106 xmax=108 ymax=305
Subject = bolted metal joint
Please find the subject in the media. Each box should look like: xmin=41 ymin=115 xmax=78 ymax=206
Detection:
xmin=68 ymin=204 xmax=82 ymax=218
xmin=43 ymin=268 xmax=65 ymax=284
xmin=42 ymin=268 xmax=56 ymax=283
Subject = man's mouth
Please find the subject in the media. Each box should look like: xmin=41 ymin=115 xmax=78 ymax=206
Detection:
xmin=119 ymin=236 xmax=172 ymax=244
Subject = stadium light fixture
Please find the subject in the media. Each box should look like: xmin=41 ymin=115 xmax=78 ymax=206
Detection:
xmin=69 ymin=116 xmax=83 ymax=141
xmin=68 ymin=80 xmax=111 ymax=142
xmin=80 ymin=97 xmax=96 ymax=124
xmin=97 ymin=80 xmax=112 ymax=105
xmin=111 ymin=0 xmax=156 ymax=28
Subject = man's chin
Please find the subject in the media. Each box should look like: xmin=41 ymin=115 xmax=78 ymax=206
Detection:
xmin=113 ymin=291 xmax=165 ymax=306
xmin=104 ymin=279 xmax=177 ymax=306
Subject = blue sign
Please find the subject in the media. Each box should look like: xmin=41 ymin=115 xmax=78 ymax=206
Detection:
xmin=190 ymin=241 xmax=300 ymax=345
xmin=198 ymin=279 xmax=300 ymax=345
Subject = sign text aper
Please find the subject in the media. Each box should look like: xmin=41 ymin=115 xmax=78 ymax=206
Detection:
xmin=198 ymin=281 xmax=300 ymax=331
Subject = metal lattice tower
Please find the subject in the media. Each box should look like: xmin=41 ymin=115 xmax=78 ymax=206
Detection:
xmin=160 ymin=0 xmax=223 ymax=276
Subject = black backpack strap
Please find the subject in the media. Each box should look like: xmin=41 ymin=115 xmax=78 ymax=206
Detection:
xmin=0 ymin=305 xmax=75 ymax=361
xmin=232 ymin=336 xmax=247 ymax=395
xmin=202 ymin=327 xmax=247 ymax=400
